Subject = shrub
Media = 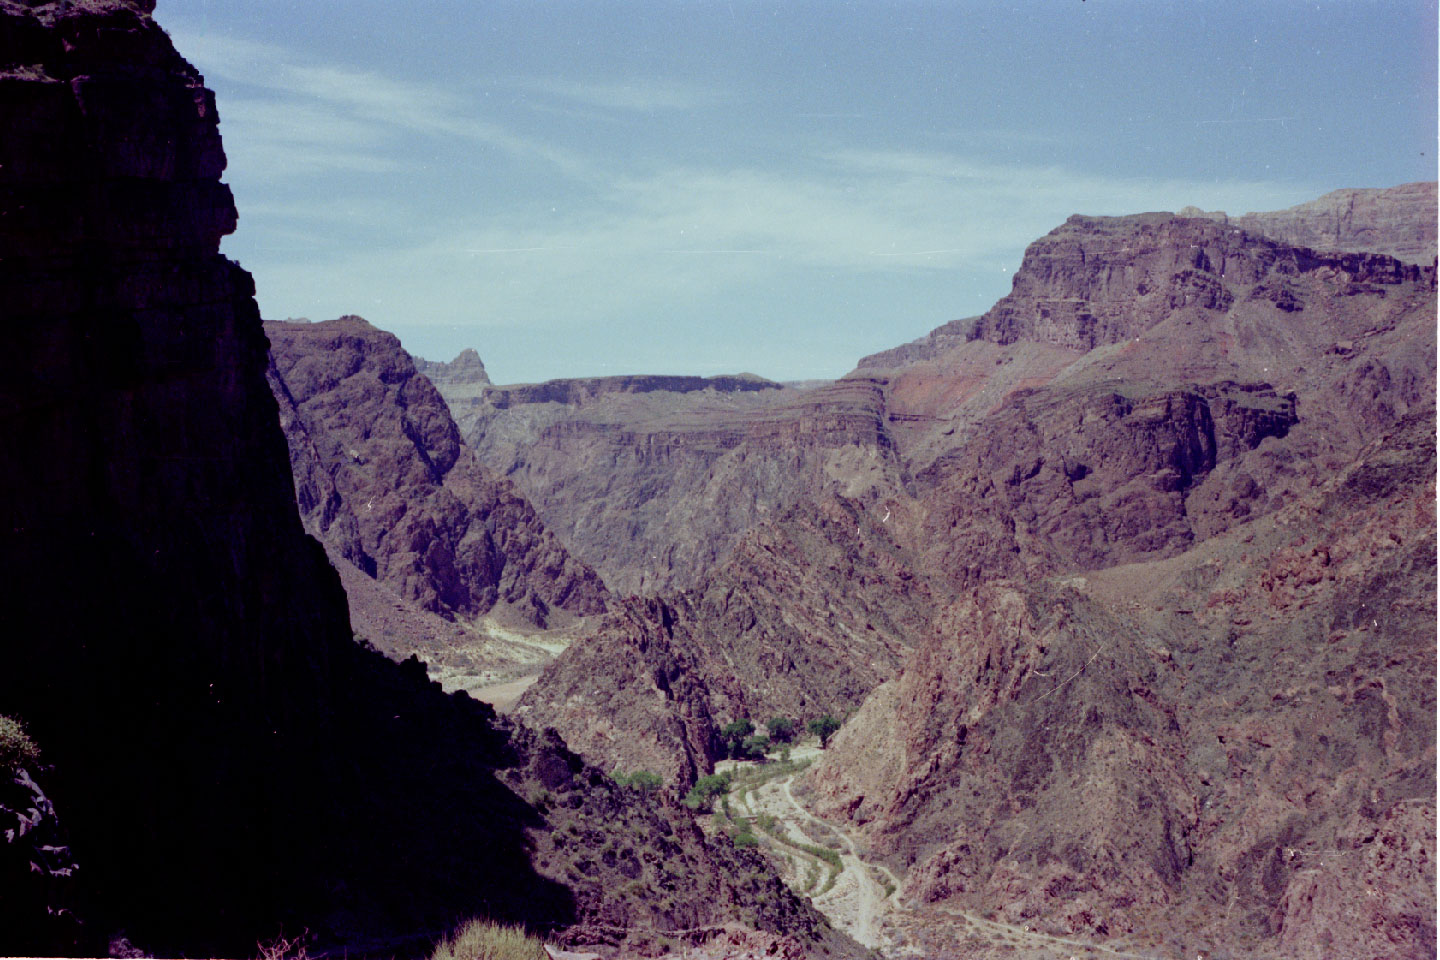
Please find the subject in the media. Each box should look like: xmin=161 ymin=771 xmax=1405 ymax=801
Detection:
xmin=0 ymin=715 xmax=39 ymax=774
xmin=613 ymin=769 xmax=663 ymax=795
xmin=431 ymin=919 xmax=546 ymax=960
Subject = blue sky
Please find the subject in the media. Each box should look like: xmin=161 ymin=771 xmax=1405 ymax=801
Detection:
xmin=156 ymin=1 xmax=1437 ymax=383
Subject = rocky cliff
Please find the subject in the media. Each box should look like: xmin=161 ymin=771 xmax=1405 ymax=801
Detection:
xmin=517 ymin=492 xmax=936 ymax=786
xmin=458 ymin=375 xmax=904 ymax=594
xmin=0 ymin=4 xmax=859 ymax=956
xmin=807 ymin=415 xmax=1435 ymax=958
xmin=415 ymin=346 xmax=491 ymax=386
xmin=1182 ymin=181 xmax=1438 ymax=265
xmin=266 ymin=316 xmax=609 ymax=629
xmin=791 ymin=208 xmax=1436 ymax=957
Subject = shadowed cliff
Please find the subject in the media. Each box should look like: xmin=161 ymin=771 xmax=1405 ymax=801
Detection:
xmin=0 ymin=3 xmax=854 ymax=957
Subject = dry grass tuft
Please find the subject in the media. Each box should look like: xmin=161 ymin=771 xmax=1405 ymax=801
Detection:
xmin=431 ymin=919 xmax=548 ymax=960
xmin=0 ymin=715 xmax=39 ymax=774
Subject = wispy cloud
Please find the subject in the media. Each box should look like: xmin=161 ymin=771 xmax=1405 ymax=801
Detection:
xmin=242 ymin=147 xmax=1320 ymax=348
xmin=165 ymin=25 xmax=589 ymax=180
xmin=513 ymin=77 xmax=724 ymax=113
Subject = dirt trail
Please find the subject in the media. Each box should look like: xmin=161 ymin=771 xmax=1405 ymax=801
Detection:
xmin=747 ymin=774 xmax=1161 ymax=959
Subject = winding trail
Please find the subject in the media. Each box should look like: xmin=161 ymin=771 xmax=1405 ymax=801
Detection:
xmin=744 ymin=774 xmax=1161 ymax=959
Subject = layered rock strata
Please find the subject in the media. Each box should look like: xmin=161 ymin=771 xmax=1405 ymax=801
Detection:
xmin=1182 ymin=181 xmax=1438 ymax=265
xmin=461 ymin=375 xmax=904 ymax=594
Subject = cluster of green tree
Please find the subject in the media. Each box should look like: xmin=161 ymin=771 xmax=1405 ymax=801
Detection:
xmin=611 ymin=769 xmax=663 ymax=795
xmin=717 ymin=713 xmax=841 ymax=761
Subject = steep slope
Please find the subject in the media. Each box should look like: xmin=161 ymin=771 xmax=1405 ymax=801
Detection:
xmin=517 ymin=492 xmax=935 ymax=786
xmin=793 ymin=207 xmax=1437 ymax=957
xmin=455 ymin=374 xmax=904 ymax=594
xmin=807 ymin=415 xmax=1435 ymax=958
xmin=0 ymin=4 xmax=860 ymax=957
xmin=519 ymin=198 xmax=1435 ymax=957
xmin=266 ymin=316 xmax=609 ymax=630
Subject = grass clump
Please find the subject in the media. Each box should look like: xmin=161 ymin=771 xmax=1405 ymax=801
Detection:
xmin=431 ymin=919 xmax=547 ymax=960
xmin=0 ymin=715 xmax=39 ymax=774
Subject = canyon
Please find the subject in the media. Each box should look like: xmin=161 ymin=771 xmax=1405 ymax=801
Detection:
xmin=0 ymin=0 xmax=1432 ymax=957
xmin=417 ymin=192 xmax=1436 ymax=956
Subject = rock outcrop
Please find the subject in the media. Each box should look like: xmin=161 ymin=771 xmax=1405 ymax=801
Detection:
xmin=807 ymin=415 xmax=1436 ymax=957
xmin=414 ymin=346 xmax=491 ymax=386
xmin=967 ymin=212 xmax=1429 ymax=352
xmin=0 ymin=4 xmax=860 ymax=957
xmin=518 ymin=492 xmax=935 ymax=786
xmin=266 ymin=316 xmax=609 ymax=629
xmin=1182 ymin=181 xmax=1438 ymax=265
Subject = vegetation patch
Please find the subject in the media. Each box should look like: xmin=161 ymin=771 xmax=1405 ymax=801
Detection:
xmin=430 ymin=919 xmax=547 ymax=960
xmin=0 ymin=715 xmax=39 ymax=774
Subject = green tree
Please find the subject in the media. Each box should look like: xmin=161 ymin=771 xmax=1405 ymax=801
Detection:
xmin=0 ymin=715 xmax=39 ymax=774
xmin=682 ymin=772 xmax=733 ymax=812
xmin=740 ymin=734 xmax=771 ymax=761
xmin=765 ymin=716 xmax=796 ymax=743
xmin=720 ymin=718 xmax=755 ymax=759
xmin=808 ymin=714 xmax=841 ymax=749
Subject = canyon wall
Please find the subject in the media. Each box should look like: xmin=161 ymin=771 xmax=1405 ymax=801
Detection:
xmin=266 ymin=316 xmax=609 ymax=628
xmin=0 ymin=4 xmax=855 ymax=956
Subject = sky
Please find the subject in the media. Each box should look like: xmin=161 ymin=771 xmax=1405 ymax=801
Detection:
xmin=154 ymin=1 xmax=1438 ymax=384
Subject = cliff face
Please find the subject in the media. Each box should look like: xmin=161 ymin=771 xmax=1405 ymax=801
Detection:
xmin=1183 ymin=182 xmax=1438 ymax=265
xmin=266 ymin=316 xmax=609 ymax=629
xmin=967 ymin=212 xmax=1429 ymax=352
xmin=788 ymin=209 xmax=1437 ymax=956
xmin=1 ymin=0 xmax=353 ymax=947
xmin=460 ymin=375 xmax=904 ymax=594
xmin=807 ymin=416 xmax=1435 ymax=957
xmin=414 ymin=346 xmax=491 ymax=386
xmin=518 ymin=492 xmax=935 ymax=786
xmin=0 ymin=5 xmax=857 ymax=957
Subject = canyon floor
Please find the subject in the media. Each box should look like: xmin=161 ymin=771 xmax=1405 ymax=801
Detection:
xmin=715 ymin=747 xmax=1176 ymax=960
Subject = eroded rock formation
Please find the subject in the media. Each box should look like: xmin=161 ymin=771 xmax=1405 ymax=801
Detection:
xmin=517 ymin=199 xmax=1435 ymax=957
xmin=266 ymin=316 xmax=609 ymax=629
xmin=1182 ymin=181 xmax=1438 ymax=265
xmin=458 ymin=375 xmax=903 ymax=594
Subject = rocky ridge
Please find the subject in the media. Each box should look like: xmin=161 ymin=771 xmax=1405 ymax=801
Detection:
xmin=0 ymin=4 xmax=861 ymax=956
xmin=266 ymin=316 xmax=609 ymax=630
xmin=414 ymin=346 xmax=491 ymax=386
xmin=1181 ymin=181 xmax=1438 ymax=265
